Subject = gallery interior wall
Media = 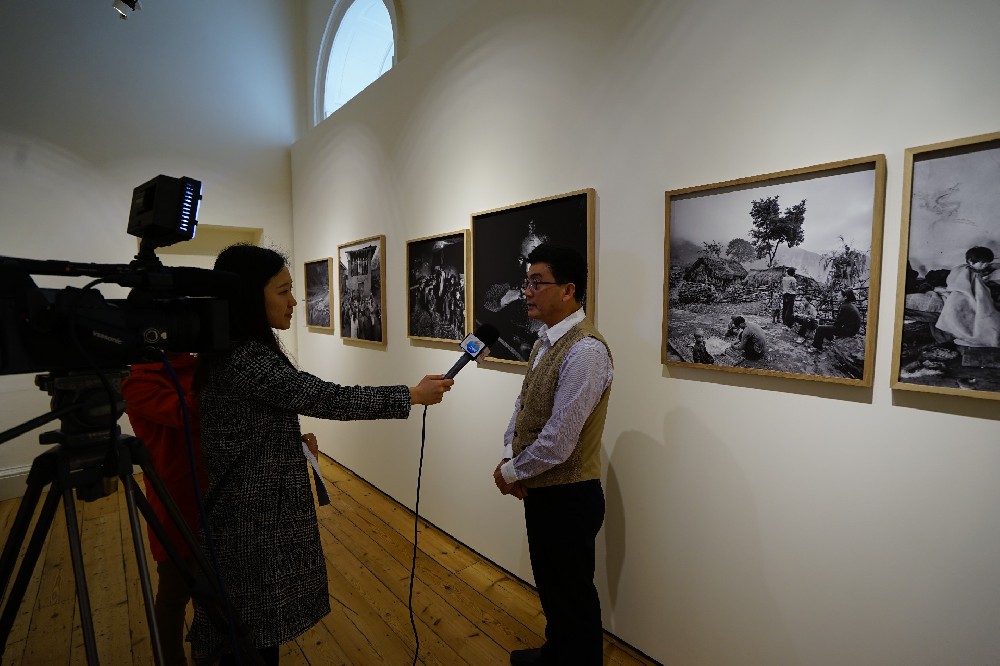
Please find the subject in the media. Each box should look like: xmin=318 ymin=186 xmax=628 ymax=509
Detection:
xmin=1 ymin=0 xmax=999 ymax=664
xmin=0 ymin=2 xmax=305 ymax=483
xmin=291 ymin=0 xmax=1000 ymax=664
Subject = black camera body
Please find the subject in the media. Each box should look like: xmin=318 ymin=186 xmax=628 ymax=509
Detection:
xmin=0 ymin=175 xmax=232 ymax=376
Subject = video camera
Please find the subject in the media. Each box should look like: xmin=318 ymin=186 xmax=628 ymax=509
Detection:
xmin=0 ymin=175 xmax=232 ymax=376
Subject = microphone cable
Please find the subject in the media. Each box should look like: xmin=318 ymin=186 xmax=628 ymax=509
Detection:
xmin=407 ymin=405 xmax=428 ymax=665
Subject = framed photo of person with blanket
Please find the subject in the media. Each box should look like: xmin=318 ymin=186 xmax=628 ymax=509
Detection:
xmin=662 ymin=155 xmax=887 ymax=387
xmin=891 ymin=131 xmax=1000 ymax=399
xmin=471 ymin=189 xmax=595 ymax=366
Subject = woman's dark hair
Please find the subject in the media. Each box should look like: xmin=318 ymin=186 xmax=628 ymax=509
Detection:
xmin=215 ymin=244 xmax=288 ymax=346
xmin=195 ymin=244 xmax=290 ymax=390
xmin=525 ymin=243 xmax=588 ymax=304
xmin=841 ymin=288 xmax=857 ymax=302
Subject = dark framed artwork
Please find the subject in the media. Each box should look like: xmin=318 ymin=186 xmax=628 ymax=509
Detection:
xmin=891 ymin=131 xmax=1000 ymax=399
xmin=337 ymin=234 xmax=386 ymax=346
xmin=406 ymin=230 xmax=469 ymax=342
xmin=303 ymin=257 xmax=334 ymax=330
xmin=471 ymin=188 xmax=595 ymax=365
xmin=663 ymin=155 xmax=887 ymax=386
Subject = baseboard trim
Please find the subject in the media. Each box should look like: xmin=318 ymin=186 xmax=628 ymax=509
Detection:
xmin=0 ymin=466 xmax=30 ymax=501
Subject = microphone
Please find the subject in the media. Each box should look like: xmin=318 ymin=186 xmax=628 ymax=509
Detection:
xmin=444 ymin=323 xmax=499 ymax=379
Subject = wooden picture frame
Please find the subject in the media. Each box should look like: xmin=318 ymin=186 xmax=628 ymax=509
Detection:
xmin=890 ymin=131 xmax=1000 ymax=399
xmin=337 ymin=234 xmax=387 ymax=346
xmin=406 ymin=230 xmax=469 ymax=342
xmin=471 ymin=188 xmax=596 ymax=366
xmin=663 ymin=155 xmax=887 ymax=386
xmin=303 ymin=257 xmax=334 ymax=330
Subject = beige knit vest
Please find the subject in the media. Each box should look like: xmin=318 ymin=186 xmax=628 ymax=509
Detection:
xmin=512 ymin=317 xmax=613 ymax=489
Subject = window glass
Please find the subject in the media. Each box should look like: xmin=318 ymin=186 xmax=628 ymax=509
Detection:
xmin=322 ymin=0 xmax=394 ymax=119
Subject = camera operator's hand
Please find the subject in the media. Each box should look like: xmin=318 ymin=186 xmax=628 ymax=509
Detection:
xmin=409 ymin=375 xmax=454 ymax=405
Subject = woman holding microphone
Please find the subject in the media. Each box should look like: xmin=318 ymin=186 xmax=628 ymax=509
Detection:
xmin=189 ymin=243 xmax=452 ymax=664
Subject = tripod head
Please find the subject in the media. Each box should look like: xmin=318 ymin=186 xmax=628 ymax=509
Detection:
xmin=33 ymin=369 xmax=130 ymax=502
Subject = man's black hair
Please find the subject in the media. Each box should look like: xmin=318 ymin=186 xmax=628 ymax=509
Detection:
xmin=526 ymin=243 xmax=587 ymax=304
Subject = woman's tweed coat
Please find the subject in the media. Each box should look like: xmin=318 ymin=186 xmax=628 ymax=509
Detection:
xmin=189 ymin=341 xmax=410 ymax=652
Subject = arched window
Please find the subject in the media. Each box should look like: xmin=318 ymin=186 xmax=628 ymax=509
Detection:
xmin=316 ymin=0 xmax=396 ymax=123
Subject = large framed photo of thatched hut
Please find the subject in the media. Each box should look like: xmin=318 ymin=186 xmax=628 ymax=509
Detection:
xmin=891 ymin=132 xmax=1000 ymax=399
xmin=663 ymin=155 xmax=887 ymax=386
xmin=338 ymin=234 xmax=386 ymax=346
xmin=303 ymin=257 xmax=334 ymax=330
xmin=471 ymin=188 xmax=595 ymax=366
xmin=406 ymin=230 xmax=469 ymax=342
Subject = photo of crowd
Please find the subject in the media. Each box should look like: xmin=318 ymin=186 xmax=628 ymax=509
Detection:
xmin=407 ymin=231 xmax=467 ymax=341
xmin=338 ymin=235 xmax=386 ymax=344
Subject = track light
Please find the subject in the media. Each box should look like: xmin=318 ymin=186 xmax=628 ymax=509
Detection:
xmin=113 ymin=0 xmax=141 ymax=20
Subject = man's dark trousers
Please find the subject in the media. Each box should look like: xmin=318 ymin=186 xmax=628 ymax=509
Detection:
xmin=523 ymin=479 xmax=605 ymax=665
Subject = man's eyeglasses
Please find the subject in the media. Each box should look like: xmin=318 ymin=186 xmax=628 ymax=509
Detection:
xmin=521 ymin=278 xmax=560 ymax=291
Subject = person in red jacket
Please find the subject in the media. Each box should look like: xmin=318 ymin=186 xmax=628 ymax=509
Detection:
xmin=122 ymin=352 xmax=207 ymax=666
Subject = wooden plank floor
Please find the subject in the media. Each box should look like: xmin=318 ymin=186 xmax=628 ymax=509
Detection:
xmin=0 ymin=455 xmax=658 ymax=665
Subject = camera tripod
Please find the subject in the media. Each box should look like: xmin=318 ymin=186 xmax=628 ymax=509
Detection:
xmin=0 ymin=371 xmax=262 ymax=665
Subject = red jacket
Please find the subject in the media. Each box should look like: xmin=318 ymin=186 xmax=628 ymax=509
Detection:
xmin=122 ymin=354 xmax=207 ymax=561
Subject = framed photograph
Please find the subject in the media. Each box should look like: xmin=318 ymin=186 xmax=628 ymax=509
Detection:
xmin=406 ymin=230 xmax=469 ymax=342
xmin=662 ymin=155 xmax=887 ymax=386
xmin=303 ymin=258 xmax=334 ymax=330
xmin=471 ymin=188 xmax=595 ymax=365
xmin=891 ymin=131 xmax=1000 ymax=399
xmin=337 ymin=234 xmax=386 ymax=346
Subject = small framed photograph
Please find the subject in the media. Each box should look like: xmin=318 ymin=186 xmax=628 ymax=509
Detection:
xmin=337 ymin=234 xmax=386 ymax=346
xmin=891 ymin=131 xmax=1000 ymax=399
xmin=303 ymin=258 xmax=334 ymax=330
xmin=406 ymin=230 xmax=469 ymax=342
xmin=663 ymin=155 xmax=887 ymax=386
xmin=471 ymin=189 xmax=595 ymax=366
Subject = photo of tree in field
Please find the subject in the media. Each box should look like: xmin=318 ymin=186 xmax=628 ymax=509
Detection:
xmin=663 ymin=156 xmax=886 ymax=386
xmin=892 ymin=133 xmax=1000 ymax=399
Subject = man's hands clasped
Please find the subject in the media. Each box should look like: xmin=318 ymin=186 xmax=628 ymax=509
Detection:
xmin=493 ymin=458 xmax=527 ymax=500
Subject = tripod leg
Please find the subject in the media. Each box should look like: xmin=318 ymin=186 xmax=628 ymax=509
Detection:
xmin=0 ymin=479 xmax=44 ymax=602
xmin=123 ymin=476 xmax=264 ymax=666
xmin=121 ymin=440 xmax=264 ymax=666
xmin=0 ymin=484 xmax=61 ymax=652
xmin=122 ymin=471 xmax=166 ymax=666
xmin=61 ymin=485 xmax=99 ymax=665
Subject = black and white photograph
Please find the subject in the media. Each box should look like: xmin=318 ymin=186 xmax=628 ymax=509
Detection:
xmin=663 ymin=156 xmax=886 ymax=386
xmin=303 ymin=257 xmax=333 ymax=329
xmin=471 ymin=188 xmax=595 ymax=365
xmin=406 ymin=230 xmax=468 ymax=342
xmin=891 ymin=132 xmax=1000 ymax=399
xmin=338 ymin=234 xmax=386 ymax=346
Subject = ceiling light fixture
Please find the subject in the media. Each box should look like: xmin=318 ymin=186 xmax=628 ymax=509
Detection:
xmin=113 ymin=0 xmax=141 ymax=20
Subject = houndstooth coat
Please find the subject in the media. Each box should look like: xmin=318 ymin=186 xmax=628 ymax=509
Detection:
xmin=188 ymin=341 xmax=411 ymax=654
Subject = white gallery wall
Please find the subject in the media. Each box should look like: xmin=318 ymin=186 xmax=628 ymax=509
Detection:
xmin=292 ymin=0 xmax=1000 ymax=664
xmin=0 ymin=3 xmax=303 ymax=484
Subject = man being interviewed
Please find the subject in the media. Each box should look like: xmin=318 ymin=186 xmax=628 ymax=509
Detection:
xmin=492 ymin=244 xmax=613 ymax=666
